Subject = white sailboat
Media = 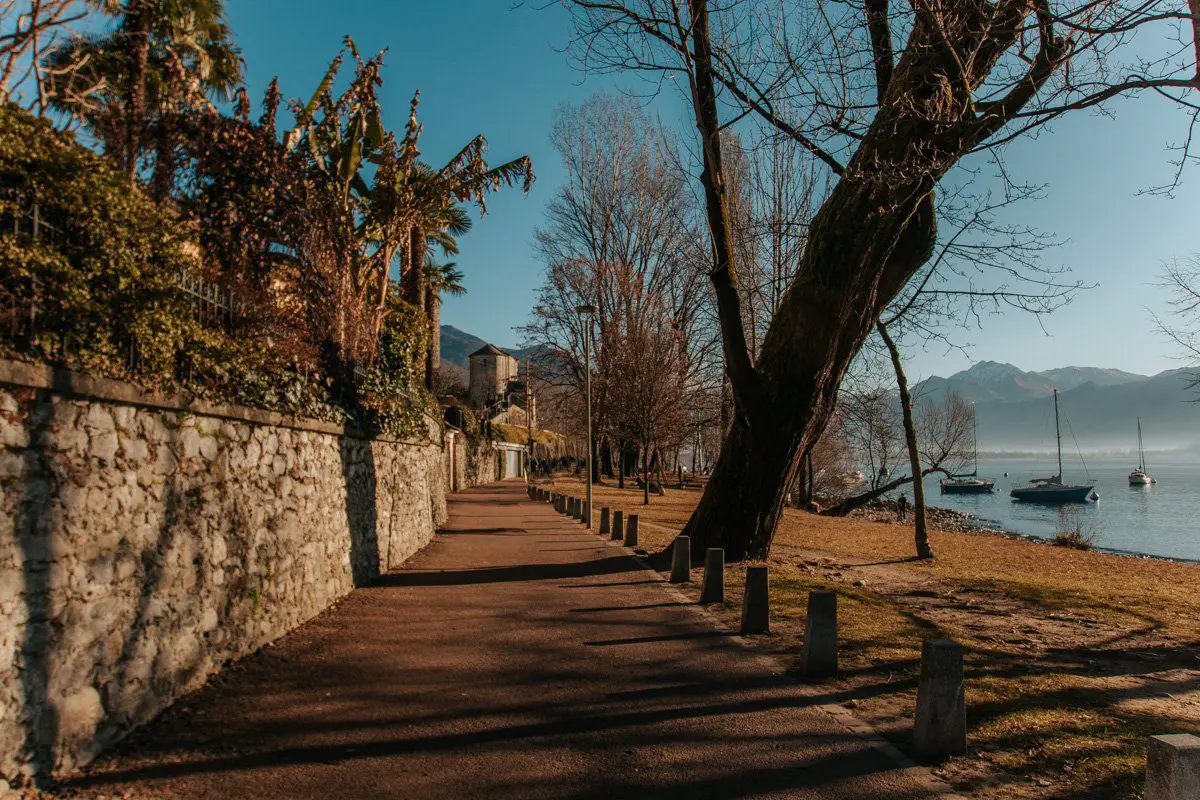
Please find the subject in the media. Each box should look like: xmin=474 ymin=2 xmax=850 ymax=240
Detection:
xmin=1129 ymin=418 xmax=1155 ymax=486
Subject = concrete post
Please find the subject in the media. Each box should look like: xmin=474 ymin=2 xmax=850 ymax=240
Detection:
xmin=670 ymin=536 xmax=691 ymax=583
xmin=700 ymin=548 xmax=724 ymax=604
xmin=913 ymin=639 xmax=967 ymax=759
xmin=599 ymin=507 xmax=611 ymax=536
xmin=612 ymin=510 xmax=624 ymax=542
xmin=625 ymin=514 xmax=639 ymax=547
xmin=802 ymin=591 xmax=838 ymax=678
xmin=740 ymin=566 xmax=770 ymax=634
xmin=1147 ymin=734 xmax=1200 ymax=800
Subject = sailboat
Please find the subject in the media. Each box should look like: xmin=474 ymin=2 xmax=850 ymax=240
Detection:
xmin=940 ymin=404 xmax=995 ymax=494
xmin=1129 ymin=418 xmax=1156 ymax=486
xmin=1010 ymin=389 xmax=1097 ymax=503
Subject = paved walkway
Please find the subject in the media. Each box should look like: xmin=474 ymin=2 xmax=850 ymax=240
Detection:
xmin=72 ymin=480 xmax=949 ymax=799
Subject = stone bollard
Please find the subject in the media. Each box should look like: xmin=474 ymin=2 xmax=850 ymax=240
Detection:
xmin=1146 ymin=734 xmax=1200 ymax=800
xmin=913 ymin=639 xmax=967 ymax=759
xmin=700 ymin=548 xmax=725 ymax=604
xmin=802 ymin=591 xmax=838 ymax=679
xmin=740 ymin=566 xmax=770 ymax=634
xmin=612 ymin=510 xmax=624 ymax=542
xmin=599 ymin=507 xmax=611 ymax=536
xmin=670 ymin=536 xmax=691 ymax=583
xmin=625 ymin=514 xmax=639 ymax=547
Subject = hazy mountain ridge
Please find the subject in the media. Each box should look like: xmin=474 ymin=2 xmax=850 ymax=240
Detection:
xmin=914 ymin=362 xmax=1197 ymax=453
xmin=914 ymin=360 xmax=1148 ymax=405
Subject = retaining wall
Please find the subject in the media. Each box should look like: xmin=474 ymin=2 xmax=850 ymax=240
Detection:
xmin=0 ymin=360 xmax=448 ymax=784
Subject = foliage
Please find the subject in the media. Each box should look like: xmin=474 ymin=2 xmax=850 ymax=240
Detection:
xmin=0 ymin=104 xmax=204 ymax=383
xmin=359 ymin=292 xmax=433 ymax=438
xmin=1052 ymin=507 xmax=1098 ymax=551
xmin=0 ymin=104 xmax=428 ymax=436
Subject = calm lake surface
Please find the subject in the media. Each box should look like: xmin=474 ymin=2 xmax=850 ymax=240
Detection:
xmin=916 ymin=456 xmax=1200 ymax=561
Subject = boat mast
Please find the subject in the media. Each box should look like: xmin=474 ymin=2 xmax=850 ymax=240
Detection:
xmin=1138 ymin=418 xmax=1145 ymax=471
xmin=972 ymin=403 xmax=978 ymax=470
xmin=1054 ymin=389 xmax=1063 ymax=480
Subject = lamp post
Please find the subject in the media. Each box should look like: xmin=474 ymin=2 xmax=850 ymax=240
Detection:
xmin=525 ymin=359 xmax=534 ymax=482
xmin=576 ymin=304 xmax=596 ymax=528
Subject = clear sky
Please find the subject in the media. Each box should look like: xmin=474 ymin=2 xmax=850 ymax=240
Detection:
xmin=226 ymin=1 xmax=1200 ymax=383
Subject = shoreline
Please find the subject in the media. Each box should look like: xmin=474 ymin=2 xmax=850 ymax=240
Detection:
xmin=870 ymin=501 xmax=1200 ymax=565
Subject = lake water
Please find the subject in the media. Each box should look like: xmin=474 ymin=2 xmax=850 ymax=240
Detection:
xmin=914 ymin=456 xmax=1200 ymax=561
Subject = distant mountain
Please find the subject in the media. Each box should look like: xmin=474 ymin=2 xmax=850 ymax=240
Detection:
xmin=914 ymin=361 xmax=1147 ymax=405
xmin=914 ymin=363 xmax=1197 ymax=453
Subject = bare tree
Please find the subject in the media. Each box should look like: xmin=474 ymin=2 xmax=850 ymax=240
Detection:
xmin=825 ymin=385 xmax=972 ymax=517
xmin=0 ymin=0 xmax=92 ymax=114
xmin=520 ymin=93 xmax=712 ymax=486
xmin=558 ymin=0 xmax=1198 ymax=560
xmin=1157 ymin=256 xmax=1200 ymax=391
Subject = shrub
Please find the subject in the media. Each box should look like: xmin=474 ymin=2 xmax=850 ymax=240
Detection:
xmin=0 ymin=104 xmax=207 ymax=386
xmin=0 ymin=106 xmax=430 ymax=438
xmin=1051 ymin=507 xmax=1099 ymax=551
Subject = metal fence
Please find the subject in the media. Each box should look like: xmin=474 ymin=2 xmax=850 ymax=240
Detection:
xmin=2 ymin=194 xmax=243 ymax=375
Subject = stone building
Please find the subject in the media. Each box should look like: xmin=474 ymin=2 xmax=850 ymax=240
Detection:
xmin=468 ymin=344 xmax=519 ymax=409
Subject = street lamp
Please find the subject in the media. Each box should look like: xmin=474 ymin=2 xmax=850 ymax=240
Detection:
xmin=576 ymin=303 xmax=596 ymax=529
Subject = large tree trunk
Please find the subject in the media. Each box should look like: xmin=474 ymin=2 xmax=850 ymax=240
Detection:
xmin=672 ymin=0 xmax=1019 ymax=562
xmin=404 ymin=226 xmax=426 ymax=312
xmin=427 ymin=288 xmax=441 ymax=390
xmin=679 ymin=181 xmax=937 ymax=561
xmin=877 ymin=321 xmax=931 ymax=558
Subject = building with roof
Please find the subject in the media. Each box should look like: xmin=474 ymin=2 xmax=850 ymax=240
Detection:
xmin=468 ymin=343 xmax=520 ymax=410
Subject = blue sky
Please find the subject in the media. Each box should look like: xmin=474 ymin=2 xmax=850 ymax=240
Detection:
xmin=227 ymin=1 xmax=1200 ymax=382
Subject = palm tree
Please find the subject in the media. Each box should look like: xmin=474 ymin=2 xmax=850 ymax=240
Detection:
xmin=423 ymin=257 xmax=467 ymax=384
xmin=43 ymin=0 xmax=242 ymax=191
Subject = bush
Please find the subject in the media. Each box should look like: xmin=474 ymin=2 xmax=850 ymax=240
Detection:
xmin=0 ymin=105 xmax=208 ymax=386
xmin=1051 ymin=507 xmax=1099 ymax=551
xmin=0 ymin=106 xmax=430 ymax=439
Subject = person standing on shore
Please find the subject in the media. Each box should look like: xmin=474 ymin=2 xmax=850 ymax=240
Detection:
xmin=896 ymin=494 xmax=908 ymax=523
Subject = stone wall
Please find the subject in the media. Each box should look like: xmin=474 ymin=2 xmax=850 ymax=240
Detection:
xmin=0 ymin=360 xmax=448 ymax=785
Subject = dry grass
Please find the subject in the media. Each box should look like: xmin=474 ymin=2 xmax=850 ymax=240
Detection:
xmin=544 ymin=476 xmax=1200 ymax=799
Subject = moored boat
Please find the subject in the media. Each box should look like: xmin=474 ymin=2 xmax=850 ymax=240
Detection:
xmin=1010 ymin=389 xmax=1096 ymax=504
xmin=941 ymin=403 xmax=995 ymax=494
xmin=1129 ymin=419 xmax=1156 ymax=486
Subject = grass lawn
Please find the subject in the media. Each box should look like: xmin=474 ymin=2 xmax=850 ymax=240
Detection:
xmin=543 ymin=476 xmax=1200 ymax=799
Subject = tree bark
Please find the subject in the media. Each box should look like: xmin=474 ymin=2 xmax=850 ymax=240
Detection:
xmin=679 ymin=180 xmax=937 ymax=560
xmin=671 ymin=0 xmax=1029 ymax=561
xmin=820 ymin=465 xmax=942 ymax=517
xmin=427 ymin=288 xmax=441 ymax=390
xmin=642 ymin=442 xmax=650 ymax=505
xmin=877 ymin=321 xmax=931 ymax=558
xmin=404 ymin=226 xmax=426 ymax=312
xmin=123 ymin=1 xmax=152 ymax=185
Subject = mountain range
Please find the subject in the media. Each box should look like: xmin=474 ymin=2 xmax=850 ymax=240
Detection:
xmin=442 ymin=326 xmax=1199 ymax=453
xmin=912 ymin=361 xmax=1198 ymax=454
